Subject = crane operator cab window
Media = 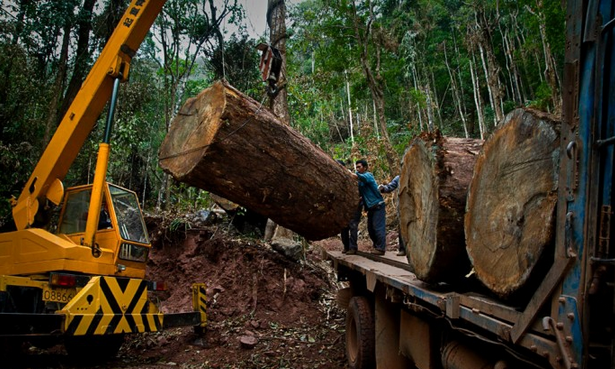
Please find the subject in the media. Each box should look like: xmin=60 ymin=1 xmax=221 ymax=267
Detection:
xmin=58 ymin=184 xmax=149 ymax=247
xmin=58 ymin=189 xmax=113 ymax=234
xmin=108 ymin=184 xmax=149 ymax=244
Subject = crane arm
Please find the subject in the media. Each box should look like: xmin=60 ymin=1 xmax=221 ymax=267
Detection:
xmin=12 ymin=0 xmax=166 ymax=230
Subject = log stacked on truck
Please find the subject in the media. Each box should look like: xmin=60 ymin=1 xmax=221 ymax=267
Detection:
xmin=464 ymin=108 xmax=560 ymax=300
xmin=158 ymin=80 xmax=359 ymax=241
xmin=398 ymin=131 xmax=483 ymax=282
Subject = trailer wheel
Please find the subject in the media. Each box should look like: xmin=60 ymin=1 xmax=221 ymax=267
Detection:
xmin=346 ymin=296 xmax=375 ymax=369
xmin=65 ymin=334 xmax=124 ymax=363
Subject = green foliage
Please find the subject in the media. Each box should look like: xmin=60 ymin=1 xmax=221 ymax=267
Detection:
xmin=526 ymin=82 xmax=553 ymax=111
xmin=0 ymin=0 xmax=568 ymax=222
xmin=169 ymin=217 xmax=191 ymax=233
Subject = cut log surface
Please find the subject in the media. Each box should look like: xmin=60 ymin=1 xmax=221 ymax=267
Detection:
xmin=464 ymin=108 xmax=560 ymax=300
xmin=399 ymin=132 xmax=483 ymax=283
xmin=158 ymin=80 xmax=359 ymax=241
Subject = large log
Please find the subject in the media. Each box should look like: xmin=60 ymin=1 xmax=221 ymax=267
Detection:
xmin=464 ymin=108 xmax=560 ymax=300
xmin=158 ymin=80 xmax=359 ymax=240
xmin=399 ymin=132 xmax=483 ymax=283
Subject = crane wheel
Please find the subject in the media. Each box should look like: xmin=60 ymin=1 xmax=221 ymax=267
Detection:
xmin=345 ymin=296 xmax=375 ymax=369
xmin=65 ymin=334 xmax=124 ymax=363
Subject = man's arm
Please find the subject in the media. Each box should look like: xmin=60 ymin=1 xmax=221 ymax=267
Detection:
xmin=356 ymin=171 xmax=378 ymax=186
xmin=379 ymin=175 xmax=400 ymax=193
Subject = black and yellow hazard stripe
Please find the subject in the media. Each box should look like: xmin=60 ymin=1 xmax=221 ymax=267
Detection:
xmin=192 ymin=283 xmax=207 ymax=327
xmin=60 ymin=276 xmax=163 ymax=335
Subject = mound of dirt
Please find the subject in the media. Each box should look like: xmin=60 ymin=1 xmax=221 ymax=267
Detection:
xmin=116 ymin=217 xmax=349 ymax=369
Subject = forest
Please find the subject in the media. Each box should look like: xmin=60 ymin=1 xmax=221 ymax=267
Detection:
xmin=0 ymin=0 xmax=565 ymax=226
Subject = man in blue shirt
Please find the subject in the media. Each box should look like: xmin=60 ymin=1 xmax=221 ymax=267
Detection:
xmin=352 ymin=159 xmax=387 ymax=255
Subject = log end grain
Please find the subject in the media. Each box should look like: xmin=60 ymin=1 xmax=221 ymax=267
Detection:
xmin=399 ymin=132 xmax=481 ymax=282
xmin=159 ymin=81 xmax=227 ymax=179
xmin=399 ymin=137 xmax=438 ymax=280
xmin=464 ymin=108 xmax=560 ymax=299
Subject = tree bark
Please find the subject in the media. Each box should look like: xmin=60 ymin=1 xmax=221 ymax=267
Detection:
xmin=158 ymin=80 xmax=360 ymax=240
xmin=399 ymin=131 xmax=483 ymax=283
xmin=267 ymin=0 xmax=289 ymax=124
xmin=464 ymin=108 xmax=560 ymax=300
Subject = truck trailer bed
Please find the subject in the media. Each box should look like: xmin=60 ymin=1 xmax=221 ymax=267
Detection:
xmin=327 ymin=250 xmax=563 ymax=367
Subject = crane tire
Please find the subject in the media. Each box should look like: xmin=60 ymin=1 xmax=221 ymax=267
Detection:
xmin=346 ymin=296 xmax=375 ymax=369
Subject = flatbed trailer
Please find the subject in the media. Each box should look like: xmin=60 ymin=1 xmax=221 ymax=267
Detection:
xmin=329 ymin=250 xmax=568 ymax=368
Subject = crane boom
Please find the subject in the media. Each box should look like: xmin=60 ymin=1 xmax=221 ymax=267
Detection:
xmin=12 ymin=0 xmax=166 ymax=230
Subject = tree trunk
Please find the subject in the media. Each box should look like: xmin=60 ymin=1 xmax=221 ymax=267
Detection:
xmin=267 ymin=0 xmax=289 ymax=124
xmin=267 ymin=0 xmax=296 ymax=242
xmin=44 ymin=21 xmax=71 ymax=145
xmin=398 ymin=132 xmax=483 ymax=283
xmin=444 ymin=40 xmax=468 ymax=138
xmin=464 ymin=108 xmax=560 ymax=300
xmin=410 ymin=63 xmax=425 ymax=132
xmin=350 ymin=0 xmax=399 ymax=174
xmin=477 ymin=9 xmax=504 ymax=125
xmin=58 ymin=0 xmax=96 ymax=122
xmin=158 ymin=80 xmax=359 ymax=241
xmin=469 ymin=53 xmax=486 ymax=139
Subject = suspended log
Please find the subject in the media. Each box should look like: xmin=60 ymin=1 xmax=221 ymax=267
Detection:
xmin=158 ymin=80 xmax=359 ymax=241
xmin=465 ymin=108 xmax=560 ymax=300
xmin=399 ymin=132 xmax=483 ymax=283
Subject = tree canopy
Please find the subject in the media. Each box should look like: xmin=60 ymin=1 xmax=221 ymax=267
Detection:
xmin=0 ymin=0 xmax=566 ymax=226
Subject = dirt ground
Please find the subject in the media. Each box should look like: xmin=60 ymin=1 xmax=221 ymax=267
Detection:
xmin=5 ymin=213 xmax=401 ymax=369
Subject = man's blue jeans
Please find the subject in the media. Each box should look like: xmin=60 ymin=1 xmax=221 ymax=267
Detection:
xmin=341 ymin=203 xmax=362 ymax=251
xmin=367 ymin=203 xmax=386 ymax=251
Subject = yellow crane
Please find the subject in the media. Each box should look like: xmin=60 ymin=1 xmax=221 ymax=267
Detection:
xmin=0 ymin=0 xmax=206 ymax=360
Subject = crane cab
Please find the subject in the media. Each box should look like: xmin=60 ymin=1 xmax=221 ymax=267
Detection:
xmin=0 ymin=182 xmax=150 ymax=279
xmin=57 ymin=182 xmax=151 ymax=276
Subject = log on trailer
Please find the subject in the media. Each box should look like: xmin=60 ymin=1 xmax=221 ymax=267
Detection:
xmin=158 ymin=80 xmax=359 ymax=241
xmin=399 ymin=132 xmax=483 ymax=283
xmin=464 ymin=108 xmax=560 ymax=300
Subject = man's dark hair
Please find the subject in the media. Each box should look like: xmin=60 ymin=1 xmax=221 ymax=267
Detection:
xmin=356 ymin=159 xmax=368 ymax=168
xmin=336 ymin=159 xmax=346 ymax=166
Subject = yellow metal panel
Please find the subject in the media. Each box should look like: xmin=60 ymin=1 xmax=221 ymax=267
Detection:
xmin=0 ymin=275 xmax=47 ymax=291
xmin=0 ymin=229 xmax=146 ymax=277
xmin=47 ymin=178 xmax=65 ymax=206
xmin=12 ymin=195 xmax=38 ymax=230
xmin=60 ymin=276 xmax=162 ymax=335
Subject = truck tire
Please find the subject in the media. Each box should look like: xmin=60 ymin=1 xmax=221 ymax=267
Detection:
xmin=65 ymin=334 xmax=124 ymax=363
xmin=346 ymin=296 xmax=375 ymax=369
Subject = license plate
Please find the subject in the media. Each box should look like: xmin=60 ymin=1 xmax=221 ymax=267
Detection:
xmin=42 ymin=286 xmax=76 ymax=303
